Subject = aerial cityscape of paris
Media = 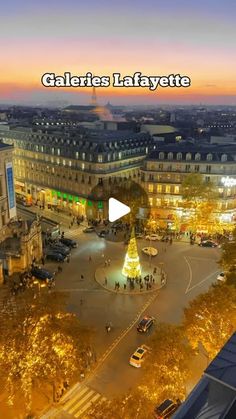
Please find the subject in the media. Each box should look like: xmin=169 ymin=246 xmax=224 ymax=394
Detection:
xmin=0 ymin=1 xmax=235 ymax=418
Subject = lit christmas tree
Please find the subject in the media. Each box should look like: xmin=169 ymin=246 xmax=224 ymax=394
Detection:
xmin=122 ymin=229 xmax=141 ymax=278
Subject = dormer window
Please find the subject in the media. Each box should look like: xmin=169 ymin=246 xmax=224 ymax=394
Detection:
xmin=177 ymin=152 xmax=182 ymax=160
xmin=159 ymin=152 xmax=164 ymax=159
xmin=186 ymin=153 xmax=192 ymax=160
xmin=168 ymin=152 xmax=173 ymax=160
xmin=221 ymin=154 xmax=227 ymax=162
xmin=206 ymin=153 xmax=213 ymax=161
xmin=98 ymin=154 xmax=103 ymax=163
xmin=195 ymin=153 xmax=201 ymax=161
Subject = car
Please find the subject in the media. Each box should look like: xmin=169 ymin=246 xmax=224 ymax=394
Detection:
xmin=83 ymin=227 xmax=95 ymax=233
xmin=217 ymin=272 xmax=226 ymax=282
xmin=199 ymin=240 xmax=218 ymax=248
xmin=136 ymin=233 xmax=144 ymax=239
xmin=129 ymin=345 xmax=150 ymax=368
xmin=98 ymin=230 xmax=109 ymax=238
xmin=59 ymin=237 xmax=77 ymax=248
xmin=46 ymin=251 xmax=66 ymax=262
xmin=31 ymin=266 xmax=54 ymax=281
xmin=145 ymin=234 xmax=162 ymax=241
xmin=153 ymin=399 xmax=181 ymax=418
xmin=137 ymin=315 xmax=155 ymax=333
xmin=50 ymin=243 xmax=70 ymax=256
xmin=142 ymin=247 xmax=158 ymax=256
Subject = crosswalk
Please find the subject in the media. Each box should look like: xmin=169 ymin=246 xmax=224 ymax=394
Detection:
xmin=61 ymin=385 xmax=106 ymax=418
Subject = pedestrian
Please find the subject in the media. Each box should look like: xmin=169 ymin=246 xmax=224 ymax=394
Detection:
xmin=89 ymin=255 xmax=92 ymax=262
xmin=104 ymin=277 xmax=108 ymax=286
xmin=104 ymin=260 xmax=108 ymax=267
xmin=107 ymin=259 xmax=111 ymax=266
xmin=153 ymin=267 xmax=157 ymax=275
xmin=81 ymin=274 xmax=84 ymax=280
xmin=124 ymin=283 xmax=126 ymax=290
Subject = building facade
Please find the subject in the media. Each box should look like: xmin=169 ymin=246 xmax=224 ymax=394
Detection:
xmin=140 ymin=143 xmax=236 ymax=231
xmin=0 ymin=142 xmax=16 ymax=243
xmin=1 ymin=126 xmax=153 ymax=219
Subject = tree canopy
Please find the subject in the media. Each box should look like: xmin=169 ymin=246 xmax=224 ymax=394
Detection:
xmin=0 ymin=289 xmax=92 ymax=412
xmin=183 ymin=284 xmax=236 ymax=359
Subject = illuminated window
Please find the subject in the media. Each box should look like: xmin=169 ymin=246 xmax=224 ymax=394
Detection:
xmin=118 ymin=152 xmax=122 ymax=159
xmin=51 ymin=157 xmax=54 ymax=163
xmin=62 ymin=159 xmax=66 ymax=166
xmin=195 ymin=153 xmax=201 ymax=160
xmin=69 ymin=161 xmax=72 ymax=167
xmin=81 ymin=163 xmax=85 ymax=170
xmin=149 ymin=197 xmax=153 ymax=206
xmin=82 ymin=153 xmax=85 ymax=160
xmin=107 ymin=154 xmax=111 ymax=161
xmin=145 ymin=147 xmax=148 ymax=154
xmin=98 ymin=155 xmax=103 ymax=163
xmin=159 ymin=152 xmax=165 ymax=159
xmin=75 ymin=152 xmax=79 ymax=159
xmin=174 ymin=186 xmax=179 ymax=194
xmin=157 ymin=184 xmax=162 ymax=193
xmin=165 ymin=185 xmax=171 ymax=194
xmin=41 ymin=146 xmax=44 ymax=152
xmin=186 ymin=153 xmax=192 ymax=160
xmin=148 ymin=184 xmax=154 ymax=193
xmin=57 ymin=148 xmax=60 ymax=156
xmin=56 ymin=158 xmax=60 ymax=165
xmin=218 ymin=188 xmax=223 ymax=193
xmin=52 ymin=147 xmax=55 ymax=154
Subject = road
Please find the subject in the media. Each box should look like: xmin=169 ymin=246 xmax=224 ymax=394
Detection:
xmin=17 ymin=207 xmax=220 ymax=418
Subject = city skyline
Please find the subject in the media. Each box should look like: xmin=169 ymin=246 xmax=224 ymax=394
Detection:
xmin=1 ymin=0 xmax=236 ymax=105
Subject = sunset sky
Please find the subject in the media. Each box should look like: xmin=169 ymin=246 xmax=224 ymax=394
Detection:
xmin=1 ymin=0 xmax=236 ymax=105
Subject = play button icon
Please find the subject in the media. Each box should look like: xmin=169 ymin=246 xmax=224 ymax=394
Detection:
xmin=108 ymin=197 xmax=130 ymax=222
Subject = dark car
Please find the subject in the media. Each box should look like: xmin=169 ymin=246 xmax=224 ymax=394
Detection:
xmin=98 ymin=230 xmax=109 ymax=238
xmin=60 ymin=237 xmax=77 ymax=248
xmin=199 ymin=240 xmax=218 ymax=248
xmin=50 ymin=243 xmax=70 ymax=256
xmin=153 ymin=399 xmax=181 ymax=418
xmin=31 ymin=266 xmax=54 ymax=281
xmin=46 ymin=251 xmax=66 ymax=262
xmin=137 ymin=315 xmax=155 ymax=333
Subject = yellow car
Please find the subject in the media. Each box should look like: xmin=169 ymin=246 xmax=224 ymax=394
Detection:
xmin=129 ymin=344 xmax=150 ymax=368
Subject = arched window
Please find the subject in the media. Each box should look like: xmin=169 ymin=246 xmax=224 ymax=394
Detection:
xmin=186 ymin=153 xmax=192 ymax=160
xmin=159 ymin=152 xmax=165 ymax=160
xmin=206 ymin=153 xmax=213 ymax=161
xmin=177 ymin=152 xmax=182 ymax=160
xmin=168 ymin=152 xmax=173 ymax=160
xmin=195 ymin=153 xmax=201 ymax=161
xmin=221 ymin=154 xmax=227 ymax=162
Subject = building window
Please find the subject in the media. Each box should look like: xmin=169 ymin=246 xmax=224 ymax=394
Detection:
xmin=69 ymin=161 xmax=72 ymax=167
xmin=206 ymin=153 xmax=212 ymax=161
xmin=62 ymin=159 xmax=66 ymax=166
xmin=56 ymin=158 xmax=60 ymax=165
xmin=165 ymin=185 xmax=171 ymax=194
xmin=168 ymin=152 xmax=173 ymax=160
xmin=221 ymin=154 xmax=227 ymax=162
xmin=158 ymin=163 xmax=163 ymax=170
xmin=82 ymin=153 xmax=85 ymax=160
xmin=57 ymin=148 xmax=60 ymax=156
xmin=174 ymin=186 xmax=179 ymax=194
xmin=185 ymin=164 xmax=191 ymax=172
xmin=159 ymin=152 xmax=165 ymax=160
xmin=206 ymin=165 xmax=211 ymax=173
xmin=186 ymin=153 xmax=192 ymax=160
xmin=157 ymin=184 xmax=162 ymax=193
xmin=149 ymin=197 xmax=153 ymax=206
xmin=145 ymin=147 xmax=148 ymax=154
xmin=75 ymin=152 xmax=79 ymax=159
xmin=52 ymin=147 xmax=55 ymax=154
xmin=107 ymin=154 xmax=111 ymax=161
xmin=148 ymin=184 xmax=154 ymax=193
xmin=41 ymin=146 xmax=44 ymax=152
xmin=194 ymin=165 xmax=199 ymax=172
xmin=118 ymin=152 xmax=122 ymax=159
xmin=205 ymin=176 xmax=210 ymax=182
xmin=81 ymin=163 xmax=85 ymax=170
xmin=98 ymin=154 xmax=103 ymax=163
xmin=195 ymin=153 xmax=201 ymax=161
xmin=177 ymin=152 xmax=182 ymax=160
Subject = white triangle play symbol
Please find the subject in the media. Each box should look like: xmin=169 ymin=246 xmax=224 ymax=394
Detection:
xmin=108 ymin=197 xmax=130 ymax=222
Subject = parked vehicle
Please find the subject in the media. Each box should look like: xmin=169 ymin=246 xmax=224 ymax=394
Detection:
xmin=129 ymin=345 xmax=151 ymax=368
xmin=50 ymin=242 xmax=70 ymax=256
xmin=199 ymin=240 xmax=218 ymax=248
xmin=98 ymin=230 xmax=109 ymax=238
xmin=59 ymin=237 xmax=77 ymax=248
xmin=217 ymin=272 xmax=226 ymax=282
xmin=153 ymin=399 xmax=181 ymax=418
xmin=46 ymin=251 xmax=66 ymax=262
xmin=31 ymin=266 xmax=54 ymax=281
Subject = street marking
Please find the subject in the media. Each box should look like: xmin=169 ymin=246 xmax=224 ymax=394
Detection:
xmin=68 ymin=389 xmax=95 ymax=414
xmin=187 ymin=256 xmax=218 ymax=262
xmin=186 ymin=270 xmax=219 ymax=294
xmin=184 ymin=256 xmax=193 ymax=294
xmin=63 ymin=386 xmax=88 ymax=410
xmin=74 ymin=393 xmax=101 ymax=418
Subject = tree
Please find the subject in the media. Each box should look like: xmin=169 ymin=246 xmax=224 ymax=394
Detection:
xmin=140 ymin=324 xmax=193 ymax=404
xmin=220 ymin=227 xmax=236 ymax=270
xmin=0 ymin=289 xmax=92 ymax=413
xmin=122 ymin=228 xmax=141 ymax=278
xmin=87 ymin=390 xmax=154 ymax=419
xmin=183 ymin=284 xmax=236 ymax=359
xmin=181 ymin=173 xmax=217 ymax=232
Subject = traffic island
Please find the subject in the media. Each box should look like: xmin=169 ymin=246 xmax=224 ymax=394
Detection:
xmin=95 ymin=260 xmax=167 ymax=295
